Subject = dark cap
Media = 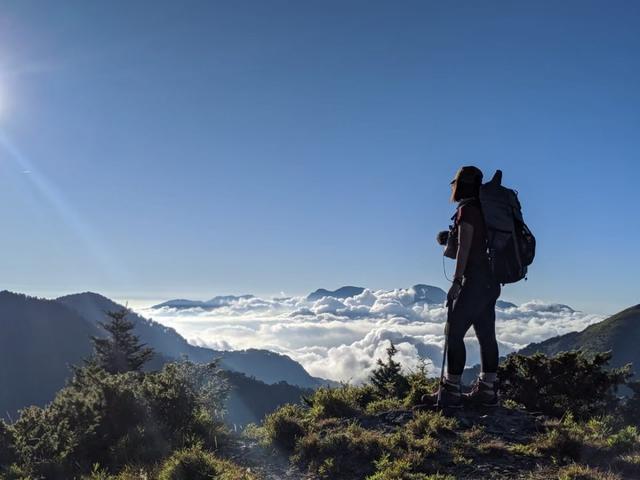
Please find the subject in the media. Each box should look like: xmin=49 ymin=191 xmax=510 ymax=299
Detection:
xmin=451 ymin=166 xmax=483 ymax=185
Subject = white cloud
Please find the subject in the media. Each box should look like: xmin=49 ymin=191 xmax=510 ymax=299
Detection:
xmin=137 ymin=287 xmax=602 ymax=383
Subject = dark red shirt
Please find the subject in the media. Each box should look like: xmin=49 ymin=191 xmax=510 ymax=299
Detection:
xmin=456 ymin=201 xmax=490 ymax=273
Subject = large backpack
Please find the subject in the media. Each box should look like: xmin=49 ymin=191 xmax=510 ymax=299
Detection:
xmin=479 ymin=170 xmax=536 ymax=284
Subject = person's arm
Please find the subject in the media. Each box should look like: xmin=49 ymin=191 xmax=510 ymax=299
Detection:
xmin=453 ymin=221 xmax=474 ymax=281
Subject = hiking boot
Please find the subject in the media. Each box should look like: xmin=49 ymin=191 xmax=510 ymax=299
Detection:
xmin=418 ymin=381 xmax=462 ymax=409
xmin=463 ymin=378 xmax=499 ymax=407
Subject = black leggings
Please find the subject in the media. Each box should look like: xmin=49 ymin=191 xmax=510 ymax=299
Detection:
xmin=446 ymin=270 xmax=500 ymax=375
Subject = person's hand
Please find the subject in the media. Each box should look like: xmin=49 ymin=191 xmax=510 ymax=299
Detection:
xmin=447 ymin=278 xmax=463 ymax=306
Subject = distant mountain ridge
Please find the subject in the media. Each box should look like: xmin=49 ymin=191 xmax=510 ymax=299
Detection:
xmin=306 ymin=284 xmax=448 ymax=304
xmin=519 ymin=303 xmax=640 ymax=371
xmin=152 ymin=294 xmax=255 ymax=310
xmin=152 ymin=284 xmax=450 ymax=308
xmin=307 ymin=286 xmax=365 ymax=301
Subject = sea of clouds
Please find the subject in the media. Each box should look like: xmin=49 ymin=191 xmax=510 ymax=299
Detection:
xmin=137 ymin=287 xmax=603 ymax=383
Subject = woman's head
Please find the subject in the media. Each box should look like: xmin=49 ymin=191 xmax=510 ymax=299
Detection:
xmin=450 ymin=166 xmax=483 ymax=202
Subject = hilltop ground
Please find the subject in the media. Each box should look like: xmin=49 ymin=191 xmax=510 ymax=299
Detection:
xmin=226 ymin=347 xmax=640 ymax=480
xmin=2 ymin=349 xmax=638 ymax=480
xmin=228 ymin=404 xmax=639 ymax=480
xmin=227 ymin=405 xmax=547 ymax=480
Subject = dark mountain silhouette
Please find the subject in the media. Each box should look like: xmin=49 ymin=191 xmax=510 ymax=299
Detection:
xmin=0 ymin=291 xmax=326 ymax=420
xmin=0 ymin=291 xmax=100 ymax=416
xmin=307 ymin=286 xmax=365 ymax=301
xmin=519 ymin=303 xmax=640 ymax=371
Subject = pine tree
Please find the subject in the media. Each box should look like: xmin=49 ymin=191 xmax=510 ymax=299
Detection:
xmin=370 ymin=341 xmax=410 ymax=399
xmin=90 ymin=308 xmax=154 ymax=374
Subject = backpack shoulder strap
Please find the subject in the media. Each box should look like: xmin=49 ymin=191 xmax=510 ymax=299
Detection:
xmin=452 ymin=198 xmax=480 ymax=225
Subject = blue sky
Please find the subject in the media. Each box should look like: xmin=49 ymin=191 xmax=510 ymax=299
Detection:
xmin=0 ymin=1 xmax=638 ymax=314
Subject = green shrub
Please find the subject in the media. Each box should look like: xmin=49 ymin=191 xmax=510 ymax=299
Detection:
xmin=81 ymin=464 xmax=112 ymax=480
xmin=239 ymin=423 xmax=262 ymax=441
xmin=157 ymin=445 xmax=254 ymax=480
xmin=403 ymin=370 xmax=437 ymax=408
xmin=306 ymin=385 xmax=361 ymax=419
xmin=525 ymin=414 xmax=640 ymax=466
xmin=0 ymin=420 xmax=16 ymax=468
xmin=501 ymin=398 xmax=525 ymax=410
xmin=261 ymin=404 xmax=307 ymax=451
xmin=350 ymin=384 xmax=378 ymax=409
xmin=114 ymin=466 xmax=153 ymax=480
xmin=577 ymin=417 xmax=639 ymax=453
xmin=530 ymin=421 xmax=584 ymax=462
xmin=11 ymin=405 xmax=68 ymax=478
xmin=365 ymin=453 xmax=452 ymax=480
xmin=0 ymin=464 xmax=32 ymax=480
xmin=10 ymin=361 xmax=228 ymax=477
xmin=556 ymin=463 xmax=622 ymax=480
xmin=615 ymin=451 xmax=640 ymax=478
xmin=294 ymin=423 xmax=387 ymax=479
xmin=12 ymin=368 xmax=160 ymax=474
xmin=499 ymin=351 xmax=631 ymax=419
xmin=606 ymin=426 xmax=638 ymax=453
xmin=80 ymin=465 xmax=151 ymax=480
xmin=366 ymin=454 xmax=418 ymax=480
xmin=366 ymin=398 xmax=405 ymax=415
xmin=406 ymin=411 xmax=458 ymax=438
xmin=584 ymin=417 xmax=614 ymax=439
xmin=381 ymin=427 xmax=438 ymax=458
xmin=370 ymin=343 xmax=410 ymax=400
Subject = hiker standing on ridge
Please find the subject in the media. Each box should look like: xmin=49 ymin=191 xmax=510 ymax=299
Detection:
xmin=424 ymin=166 xmax=501 ymax=408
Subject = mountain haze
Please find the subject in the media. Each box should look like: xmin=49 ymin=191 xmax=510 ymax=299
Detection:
xmin=59 ymin=292 xmax=329 ymax=388
xmin=58 ymin=292 xmax=214 ymax=363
